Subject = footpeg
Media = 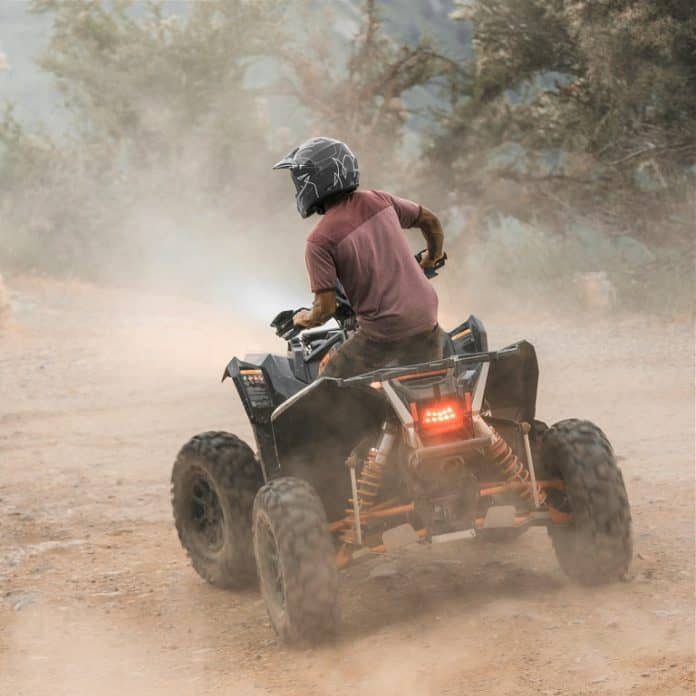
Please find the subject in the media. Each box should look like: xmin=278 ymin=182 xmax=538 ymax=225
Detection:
xmin=431 ymin=528 xmax=476 ymax=544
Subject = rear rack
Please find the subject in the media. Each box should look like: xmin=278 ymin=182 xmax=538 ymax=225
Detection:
xmin=337 ymin=345 xmax=520 ymax=387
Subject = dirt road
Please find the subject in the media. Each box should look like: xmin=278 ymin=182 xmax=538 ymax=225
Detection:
xmin=1 ymin=277 xmax=693 ymax=696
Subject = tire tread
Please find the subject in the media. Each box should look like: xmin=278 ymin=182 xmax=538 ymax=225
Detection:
xmin=542 ymin=419 xmax=632 ymax=585
xmin=171 ymin=431 xmax=263 ymax=589
xmin=253 ymin=477 xmax=338 ymax=644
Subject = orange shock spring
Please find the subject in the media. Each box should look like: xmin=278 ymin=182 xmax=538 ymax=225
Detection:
xmin=486 ymin=427 xmax=546 ymax=506
xmin=340 ymin=447 xmax=386 ymax=544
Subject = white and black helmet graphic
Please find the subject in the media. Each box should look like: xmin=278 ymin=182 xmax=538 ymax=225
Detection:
xmin=273 ymin=137 xmax=360 ymax=218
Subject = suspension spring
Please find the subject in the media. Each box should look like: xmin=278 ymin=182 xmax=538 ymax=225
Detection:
xmin=355 ymin=448 xmax=385 ymax=511
xmin=485 ymin=427 xmax=546 ymax=507
xmin=340 ymin=447 xmax=388 ymax=545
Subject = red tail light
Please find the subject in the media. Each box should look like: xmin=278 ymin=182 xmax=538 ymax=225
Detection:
xmin=415 ymin=393 xmax=472 ymax=437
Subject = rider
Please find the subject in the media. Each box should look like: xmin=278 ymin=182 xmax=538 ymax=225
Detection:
xmin=273 ymin=136 xmax=447 ymax=379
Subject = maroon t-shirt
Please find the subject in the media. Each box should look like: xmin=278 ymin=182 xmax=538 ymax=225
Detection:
xmin=305 ymin=190 xmax=438 ymax=341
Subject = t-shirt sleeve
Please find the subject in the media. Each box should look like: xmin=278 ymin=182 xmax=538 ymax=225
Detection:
xmin=305 ymin=241 xmax=338 ymax=293
xmin=379 ymin=191 xmax=422 ymax=228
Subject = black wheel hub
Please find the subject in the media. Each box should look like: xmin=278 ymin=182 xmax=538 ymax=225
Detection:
xmin=190 ymin=473 xmax=225 ymax=552
xmin=257 ymin=518 xmax=286 ymax=612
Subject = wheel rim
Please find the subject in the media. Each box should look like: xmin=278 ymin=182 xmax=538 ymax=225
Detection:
xmin=189 ymin=471 xmax=225 ymax=553
xmin=256 ymin=516 xmax=286 ymax=614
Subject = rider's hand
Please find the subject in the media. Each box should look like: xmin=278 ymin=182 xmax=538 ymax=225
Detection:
xmin=419 ymin=250 xmax=444 ymax=269
xmin=293 ymin=309 xmax=312 ymax=327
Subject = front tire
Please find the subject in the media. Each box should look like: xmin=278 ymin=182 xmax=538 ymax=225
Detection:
xmin=253 ymin=477 xmax=338 ymax=644
xmin=171 ymin=431 xmax=263 ymax=589
xmin=541 ymin=419 xmax=632 ymax=585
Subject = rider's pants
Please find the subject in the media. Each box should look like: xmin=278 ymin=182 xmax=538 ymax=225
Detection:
xmin=321 ymin=325 xmax=445 ymax=379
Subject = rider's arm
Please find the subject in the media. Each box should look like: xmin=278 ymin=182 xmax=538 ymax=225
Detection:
xmin=415 ymin=206 xmax=445 ymax=269
xmin=296 ymin=240 xmax=338 ymax=327
xmin=384 ymin=192 xmax=445 ymax=269
xmin=293 ymin=290 xmax=337 ymax=328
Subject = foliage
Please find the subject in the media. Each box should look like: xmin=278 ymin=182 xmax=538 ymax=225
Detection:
xmin=431 ymin=0 xmax=696 ymax=222
xmin=0 ymin=0 xmax=693 ymax=312
xmin=276 ymin=0 xmax=461 ymax=185
xmin=1 ymin=0 xmax=461 ymax=276
xmin=1 ymin=0 xmax=288 ymax=277
xmin=28 ymin=0 xmax=283 ymax=196
xmin=0 ymin=104 xmax=128 ymax=275
xmin=450 ymin=0 xmax=696 ymax=146
xmin=448 ymin=213 xmax=694 ymax=315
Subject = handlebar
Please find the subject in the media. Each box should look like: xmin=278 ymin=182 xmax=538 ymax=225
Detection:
xmin=270 ymin=308 xmax=307 ymax=341
xmin=271 ymin=249 xmax=447 ymax=340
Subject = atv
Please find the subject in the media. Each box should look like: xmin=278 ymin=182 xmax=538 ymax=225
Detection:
xmin=171 ymin=254 xmax=632 ymax=644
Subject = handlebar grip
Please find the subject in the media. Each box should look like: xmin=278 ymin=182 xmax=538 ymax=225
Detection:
xmin=271 ymin=308 xmax=309 ymax=340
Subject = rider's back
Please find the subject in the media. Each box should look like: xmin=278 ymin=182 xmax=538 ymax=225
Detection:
xmin=305 ymin=190 xmax=438 ymax=342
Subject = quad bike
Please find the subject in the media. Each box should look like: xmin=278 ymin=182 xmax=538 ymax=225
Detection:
xmin=171 ymin=253 xmax=632 ymax=644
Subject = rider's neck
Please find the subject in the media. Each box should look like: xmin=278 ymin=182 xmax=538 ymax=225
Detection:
xmin=321 ymin=191 xmax=352 ymax=212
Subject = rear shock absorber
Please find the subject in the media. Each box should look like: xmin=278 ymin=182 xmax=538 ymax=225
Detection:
xmin=341 ymin=423 xmax=397 ymax=545
xmin=354 ymin=447 xmax=385 ymax=511
xmin=474 ymin=416 xmax=545 ymax=507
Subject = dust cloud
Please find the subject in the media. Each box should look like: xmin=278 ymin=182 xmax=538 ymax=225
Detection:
xmin=1 ymin=40 xmax=694 ymax=691
xmin=1 ymin=3 xmax=694 ymax=696
xmin=1 ymin=272 xmax=693 ymax=695
xmin=0 ymin=273 xmax=10 ymax=328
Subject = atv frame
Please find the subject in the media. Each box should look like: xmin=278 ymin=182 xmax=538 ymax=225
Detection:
xmin=223 ymin=336 xmax=568 ymax=563
xmin=172 ymin=271 xmax=632 ymax=644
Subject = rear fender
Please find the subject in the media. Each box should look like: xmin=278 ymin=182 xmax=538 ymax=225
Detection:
xmin=483 ymin=340 xmax=538 ymax=423
xmin=271 ymin=378 xmax=387 ymax=521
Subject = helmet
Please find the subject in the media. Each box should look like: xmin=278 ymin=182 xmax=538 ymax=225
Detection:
xmin=273 ymin=137 xmax=359 ymax=218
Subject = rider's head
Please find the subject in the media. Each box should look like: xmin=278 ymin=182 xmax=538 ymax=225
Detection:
xmin=272 ymin=137 xmax=359 ymax=218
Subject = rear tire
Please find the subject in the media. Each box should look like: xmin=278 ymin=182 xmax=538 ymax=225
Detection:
xmin=541 ymin=419 xmax=632 ymax=585
xmin=253 ymin=477 xmax=338 ymax=644
xmin=171 ymin=431 xmax=263 ymax=589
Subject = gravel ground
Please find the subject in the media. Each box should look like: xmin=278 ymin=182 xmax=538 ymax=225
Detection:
xmin=0 ymin=276 xmax=693 ymax=696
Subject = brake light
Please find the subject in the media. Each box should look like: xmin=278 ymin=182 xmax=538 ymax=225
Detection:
xmin=415 ymin=394 xmax=472 ymax=436
xmin=422 ymin=402 xmax=462 ymax=427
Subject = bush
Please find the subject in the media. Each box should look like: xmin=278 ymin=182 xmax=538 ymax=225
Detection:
xmin=447 ymin=213 xmax=694 ymax=316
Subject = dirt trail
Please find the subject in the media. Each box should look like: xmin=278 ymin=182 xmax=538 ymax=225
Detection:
xmin=1 ymin=276 xmax=694 ymax=696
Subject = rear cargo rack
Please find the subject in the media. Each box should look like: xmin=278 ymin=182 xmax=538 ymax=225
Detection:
xmin=338 ymin=346 xmax=520 ymax=387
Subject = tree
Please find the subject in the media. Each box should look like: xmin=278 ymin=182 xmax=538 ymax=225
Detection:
xmin=0 ymin=0 xmax=287 ymax=277
xmin=275 ymin=0 xmax=460 ymax=187
xmin=444 ymin=0 xmax=696 ymax=165
xmin=29 ymin=0 xmax=283 ymax=195
xmin=425 ymin=0 xmax=696 ymax=236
